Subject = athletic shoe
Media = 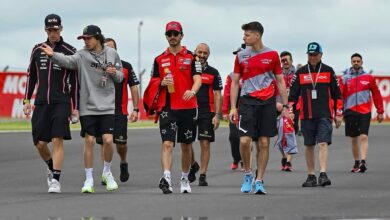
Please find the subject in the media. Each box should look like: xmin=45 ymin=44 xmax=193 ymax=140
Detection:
xmin=359 ymin=162 xmax=367 ymax=173
xmin=318 ymin=172 xmax=331 ymax=187
xmin=180 ymin=177 xmax=191 ymax=193
xmin=159 ymin=176 xmax=172 ymax=194
xmin=281 ymin=158 xmax=287 ymax=171
xmin=241 ymin=174 xmax=254 ymax=193
xmin=81 ymin=179 xmax=95 ymax=193
xmin=199 ymin=174 xmax=208 ymax=186
xmin=120 ymin=162 xmax=130 ymax=182
xmin=102 ymin=172 xmax=119 ymax=191
xmin=188 ymin=161 xmax=200 ymax=183
xmin=302 ymin=174 xmax=317 ymax=187
xmin=253 ymin=180 xmax=266 ymax=194
xmin=47 ymin=168 xmax=53 ymax=187
xmin=48 ymin=179 xmax=61 ymax=193
xmin=284 ymin=162 xmax=293 ymax=172
xmin=350 ymin=162 xmax=360 ymax=173
xmin=231 ymin=162 xmax=239 ymax=170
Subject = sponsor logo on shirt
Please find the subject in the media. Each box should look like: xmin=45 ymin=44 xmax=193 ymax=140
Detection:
xmin=360 ymin=81 xmax=369 ymax=85
xmin=162 ymin=62 xmax=170 ymax=67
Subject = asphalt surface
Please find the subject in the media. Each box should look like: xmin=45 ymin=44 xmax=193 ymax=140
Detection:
xmin=0 ymin=125 xmax=389 ymax=220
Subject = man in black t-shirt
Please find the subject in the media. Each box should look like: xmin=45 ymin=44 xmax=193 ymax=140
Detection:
xmin=188 ymin=43 xmax=223 ymax=186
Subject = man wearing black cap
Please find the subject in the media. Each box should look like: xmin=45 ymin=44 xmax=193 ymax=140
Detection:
xmin=144 ymin=21 xmax=202 ymax=194
xmin=23 ymin=14 xmax=78 ymax=193
xmin=40 ymin=25 xmax=124 ymax=193
xmin=288 ymin=42 xmax=343 ymax=187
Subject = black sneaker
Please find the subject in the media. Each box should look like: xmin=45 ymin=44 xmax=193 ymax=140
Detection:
xmin=120 ymin=162 xmax=130 ymax=182
xmin=281 ymin=158 xmax=287 ymax=171
xmin=199 ymin=174 xmax=208 ymax=186
xmin=359 ymin=162 xmax=367 ymax=173
xmin=284 ymin=162 xmax=293 ymax=172
xmin=302 ymin=174 xmax=317 ymax=187
xmin=159 ymin=177 xmax=173 ymax=194
xmin=188 ymin=161 xmax=200 ymax=183
xmin=318 ymin=172 xmax=331 ymax=187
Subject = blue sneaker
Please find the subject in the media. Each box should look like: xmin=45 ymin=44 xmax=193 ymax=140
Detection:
xmin=254 ymin=180 xmax=267 ymax=194
xmin=241 ymin=174 xmax=253 ymax=193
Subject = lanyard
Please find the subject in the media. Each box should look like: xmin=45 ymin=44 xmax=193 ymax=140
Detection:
xmin=307 ymin=63 xmax=322 ymax=90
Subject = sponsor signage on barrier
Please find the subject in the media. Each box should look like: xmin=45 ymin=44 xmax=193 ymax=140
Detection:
xmin=0 ymin=72 xmax=389 ymax=120
xmin=0 ymin=72 xmax=147 ymax=119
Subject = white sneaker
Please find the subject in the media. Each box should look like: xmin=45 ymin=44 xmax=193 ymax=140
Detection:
xmin=47 ymin=168 xmax=53 ymax=187
xmin=102 ymin=172 xmax=118 ymax=191
xmin=180 ymin=177 xmax=191 ymax=193
xmin=48 ymin=179 xmax=61 ymax=193
xmin=81 ymin=179 xmax=95 ymax=193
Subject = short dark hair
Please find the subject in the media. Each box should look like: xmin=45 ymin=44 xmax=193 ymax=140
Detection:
xmin=241 ymin=21 xmax=264 ymax=35
xmin=351 ymin=53 xmax=362 ymax=60
xmin=105 ymin=38 xmax=117 ymax=50
xmin=280 ymin=51 xmax=292 ymax=60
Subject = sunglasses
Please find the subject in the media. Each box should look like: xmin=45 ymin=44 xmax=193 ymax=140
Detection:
xmin=165 ymin=31 xmax=180 ymax=37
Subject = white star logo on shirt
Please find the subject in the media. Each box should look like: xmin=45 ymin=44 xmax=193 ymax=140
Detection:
xmin=184 ymin=130 xmax=193 ymax=139
xmin=170 ymin=122 xmax=177 ymax=131
xmin=160 ymin=111 xmax=168 ymax=119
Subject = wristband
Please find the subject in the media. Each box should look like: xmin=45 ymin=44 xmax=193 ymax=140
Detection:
xmin=23 ymin=99 xmax=30 ymax=105
xmin=133 ymin=108 xmax=140 ymax=112
xmin=282 ymin=104 xmax=289 ymax=109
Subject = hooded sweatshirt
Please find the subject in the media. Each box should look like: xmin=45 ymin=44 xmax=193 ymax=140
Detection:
xmin=51 ymin=46 xmax=123 ymax=116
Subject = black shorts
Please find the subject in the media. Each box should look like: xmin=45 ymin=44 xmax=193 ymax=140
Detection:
xmin=96 ymin=114 xmax=128 ymax=145
xmin=197 ymin=112 xmax=215 ymax=142
xmin=301 ymin=118 xmax=333 ymax=146
xmin=345 ymin=113 xmax=371 ymax=137
xmin=80 ymin=114 xmax=115 ymax=138
xmin=237 ymin=102 xmax=277 ymax=138
xmin=31 ymin=103 xmax=71 ymax=145
xmin=159 ymin=108 xmax=197 ymax=144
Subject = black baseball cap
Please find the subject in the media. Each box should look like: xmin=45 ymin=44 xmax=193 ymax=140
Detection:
xmin=307 ymin=42 xmax=323 ymax=54
xmin=77 ymin=25 xmax=102 ymax=40
xmin=45 ymin=14 xmax=62 ymax=30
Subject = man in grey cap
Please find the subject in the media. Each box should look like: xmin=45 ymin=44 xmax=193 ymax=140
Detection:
xmin=40 ymin=25 xmax=124 ymax=193
xmin=23 ymin=14 xmax=78 ymax=193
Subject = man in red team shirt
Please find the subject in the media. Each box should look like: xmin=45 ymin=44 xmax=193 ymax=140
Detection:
xmin=339 ymin=53 xmax=384 ymax=173
xmin=145 ymin=21 xmax=202 ymax=194
xmin=229 ymin=21 xmax=289 ymax=194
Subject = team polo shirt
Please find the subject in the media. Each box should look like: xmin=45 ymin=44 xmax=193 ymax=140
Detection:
xmin=197 ymin=64 xmax=223 ymax=114
xmin=234 ymin=47 xmax=282 ymax=105
xmin=152 ymin=46 xmax=200 ymax=110
xmin=115 ymin=60 xmax=139 ymax=115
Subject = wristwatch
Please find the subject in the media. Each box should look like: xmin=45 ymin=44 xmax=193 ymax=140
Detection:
xmin=282 ymin=104 xmax=289 ymax=109
xmin=23 ymin=99 xmax=30 ymax=105
xmin=133 ymin=108 xmax=140 ymax=112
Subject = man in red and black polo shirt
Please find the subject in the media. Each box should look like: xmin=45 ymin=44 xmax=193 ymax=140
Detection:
xmin=96 ymin=38 xmax=139 ymax=183
xmin=229 ymin=21 xmax=289 ymax=194
xmin=188 ymin=43 xmax=223 ymax=186
xmin=339 ymin=53 xmax=384 ymax=173
xmin=147 ymin=21 xmax=202 ymax=194
xmin=288 ymin=42 xmax=343 ymax=187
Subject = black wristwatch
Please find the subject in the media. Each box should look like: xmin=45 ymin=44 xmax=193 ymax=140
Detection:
xmin=282 ymin=104 xmax=289 ymax=109
xmin=133 ymin=108 xmax=140 ymax=112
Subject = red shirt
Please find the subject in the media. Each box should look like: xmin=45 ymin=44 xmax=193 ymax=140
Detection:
xmin=234 ymin=47 xmax=282 ymax=104
xmin=152 ymin=46 xmax=200 ymax=110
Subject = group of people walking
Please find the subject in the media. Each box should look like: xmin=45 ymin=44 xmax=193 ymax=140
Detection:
xmin=23 ymin=14 xmax=384 ymax=195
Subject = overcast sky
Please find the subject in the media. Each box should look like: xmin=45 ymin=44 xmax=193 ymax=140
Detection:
xmin=1 ymin=0 xmax=389 ymax=90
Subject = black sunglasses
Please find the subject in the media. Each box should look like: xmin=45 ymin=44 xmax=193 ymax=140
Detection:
xmin=165 ymin=31 xmax=180 ymax=37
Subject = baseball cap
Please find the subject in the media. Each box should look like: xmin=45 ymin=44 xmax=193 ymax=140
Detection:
xmin=45 ymin=14 xmax=62 ymax=29
xmin=307 ymin=42 xmax=323 ymax=54
xmin=165 ymin=21 xmax=182 ymax=34
xmin=77 ymin=25 xmax=102 ymax=40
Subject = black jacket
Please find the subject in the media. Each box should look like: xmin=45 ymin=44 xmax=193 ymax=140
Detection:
xmin=24 ymin=37 xmax=79 ymax=109
xmin=288 ymin=62 xmax=343 ymax=120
